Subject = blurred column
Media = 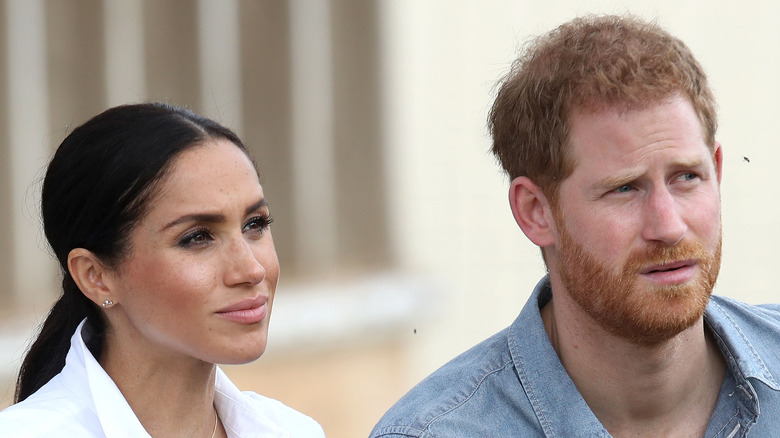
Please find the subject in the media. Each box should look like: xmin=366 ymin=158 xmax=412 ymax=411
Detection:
xmin=289 ymin=0 xmax=337 ymax=274
xmin=104 ymin=0 xmax=146 ymax=106
xmin=0 ymin=3 xmax=10 ymax=303
xmin=4 ymin=0 xmax=56 ymax=304
xmin=197 ymin=0 xmax=243 ymax=135
xmin=143 ymin=0 xmax=201 ymax=110
xmin=331 ymin=0 xmax=388 ymax=270
xmin=0 ymin=2 xmax=9 ymax=308
xmin=46 ymin=1 xmax=106 ymax=141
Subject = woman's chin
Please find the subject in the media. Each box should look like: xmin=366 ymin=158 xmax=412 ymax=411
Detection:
xmin=217 ymin=338 xmax=269 ymax=365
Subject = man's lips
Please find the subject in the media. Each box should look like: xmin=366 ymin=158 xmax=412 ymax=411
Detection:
xmin=640 ymin=259 xmax=696 ymax=275
xmin=638 ymin=259 xmax=699 ymax=285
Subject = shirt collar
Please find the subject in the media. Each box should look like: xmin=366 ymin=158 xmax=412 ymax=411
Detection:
xmin=214 ymin=368 xmax=290 ymax=438
xmin=508 ymin=276 xmax=780 ymax=437
xmin=64 ymin=319 xmax=151 ymax=437
xmin=507 ymin=276 xmax=611 ymax=437
xmin=705 ymin=296 xmax=780 ymax=391
xmin=66 ymin=319 xmax=292 ymax=438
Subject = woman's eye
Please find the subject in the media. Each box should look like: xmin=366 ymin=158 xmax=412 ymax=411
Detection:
xmin=613 ymin=184 xmax=633 ymax=193
xmin=243 ymin=215 xmax=274 ymax=235
xmin=178 ymin=230 xmax=213 ymax=248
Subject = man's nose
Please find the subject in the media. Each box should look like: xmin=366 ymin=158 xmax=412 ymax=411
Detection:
xmin=641 ymin=187 xmax=687 ymax=245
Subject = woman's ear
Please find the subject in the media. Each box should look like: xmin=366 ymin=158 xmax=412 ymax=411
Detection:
xmin=509 ymin=177 xmax=556 ymax=248
xmin=67 ymin=248 xmax=116 ymax=308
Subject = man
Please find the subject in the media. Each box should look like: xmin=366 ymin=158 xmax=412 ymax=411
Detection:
xmin=370 ymin=15 xmax=780 ymax=437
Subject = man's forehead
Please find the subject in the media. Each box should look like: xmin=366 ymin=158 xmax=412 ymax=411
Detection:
xmin=565 ymin=96 xmax=713 ymax=171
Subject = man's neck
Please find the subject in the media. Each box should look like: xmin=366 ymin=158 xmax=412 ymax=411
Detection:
xmin=541 ymin=289 xmax=726 ymax=437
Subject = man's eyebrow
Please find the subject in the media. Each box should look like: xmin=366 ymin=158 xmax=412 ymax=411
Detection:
xmin=669 ymin=156 xmax=706 ymax=169
xmin=594 ymin=169 xmax=643 ymax=190
xmin=160 ymin=198 xmax=268 ymax=231
xmin=593 ymin=157 xmax=707 ymax=190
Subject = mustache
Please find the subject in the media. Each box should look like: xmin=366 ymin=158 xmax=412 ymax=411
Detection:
xmin=624 ymin=240 xmax=714 ymax=275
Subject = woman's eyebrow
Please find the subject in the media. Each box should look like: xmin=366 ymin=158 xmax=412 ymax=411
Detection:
xmin=245 ymin=198 xmax=269 ymax=215
xmin=160 ymin=198 xmax=268 ymax=231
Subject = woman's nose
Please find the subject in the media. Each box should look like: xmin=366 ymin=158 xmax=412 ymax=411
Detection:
xmin=224 ymin=238 xmax=266 ymax=287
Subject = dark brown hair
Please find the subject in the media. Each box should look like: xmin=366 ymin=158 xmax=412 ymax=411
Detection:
xmin=16 ymin=103 xmax=248 ymax=402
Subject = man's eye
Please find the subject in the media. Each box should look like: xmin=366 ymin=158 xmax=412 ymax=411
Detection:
xmin=614 ymin=184 xmax=633 ymax=193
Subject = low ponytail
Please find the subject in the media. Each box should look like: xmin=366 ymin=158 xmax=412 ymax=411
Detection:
xmin=11 ymin=102 xmax=247 ymax=404
xmin=14 ymin=275 xmax=104 ymax=402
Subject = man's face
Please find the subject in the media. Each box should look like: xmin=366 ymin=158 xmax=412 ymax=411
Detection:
xmin=550 ymin=95 xmax=722 ymax=346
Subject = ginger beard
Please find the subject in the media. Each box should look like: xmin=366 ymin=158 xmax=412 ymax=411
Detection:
xmin=553 ymin=209 xmax=722 ymax=347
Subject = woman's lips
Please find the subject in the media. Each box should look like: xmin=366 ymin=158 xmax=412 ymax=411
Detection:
xmin=216 ymin=296 xmax=268 ymax=324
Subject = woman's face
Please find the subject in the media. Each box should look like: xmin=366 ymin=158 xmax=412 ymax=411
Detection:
xmin=103 ymin=139 xmax=279 ymax=365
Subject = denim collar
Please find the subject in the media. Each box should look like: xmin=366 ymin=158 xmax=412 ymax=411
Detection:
xmin=705 ymin=297 xmax=780 ymax=391
xmin=508 ymin=277 xmax=611 ymax=437
xmin=507 ymin=276 xmax=779 ymax=437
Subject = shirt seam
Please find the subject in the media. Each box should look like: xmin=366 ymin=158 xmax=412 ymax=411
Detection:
xmin=710 ymin=407 xmax=742 ymax=438
xmin=419 ymin=358 xmax=515 ymax=433
xmin=708 ymin=298 xmax=777 ymax=387
xmin=509 ymin=345 xmax=555 ymax=436
xmin=507 ymin=297 xmax=556 ymax=437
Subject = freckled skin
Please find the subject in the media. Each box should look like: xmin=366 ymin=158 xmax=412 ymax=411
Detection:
xmin=101 ymin=139 xmax=279 ymax=367
xmin=548 ymin=96 xmax=722 ymax=345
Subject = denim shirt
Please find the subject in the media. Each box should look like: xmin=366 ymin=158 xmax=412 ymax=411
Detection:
xmin=370 ymin=277 xmax=780 ymax=437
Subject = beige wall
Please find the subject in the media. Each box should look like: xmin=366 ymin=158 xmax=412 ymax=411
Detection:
xmin=379 ymin=2 xmax=780 ymax=387
xmin=2 ymin=1 xmax=779 ymax=436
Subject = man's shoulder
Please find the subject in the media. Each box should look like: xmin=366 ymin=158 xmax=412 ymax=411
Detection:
xmin=709 ymin=294 xmax=780 ymax=330
xmin=370 ymin=328 xmax=542 ymax=438
xmin=707 ymin=295 xmax=780 ymax=433
xmin=708 ymin=295 xmax=780 ymax=380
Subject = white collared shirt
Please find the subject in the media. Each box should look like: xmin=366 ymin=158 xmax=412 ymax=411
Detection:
xmin=0 ymin=320 xmax=325 ymax=437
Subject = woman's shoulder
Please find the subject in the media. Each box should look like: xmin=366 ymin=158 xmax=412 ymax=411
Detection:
xmin=0 ymin=377 xmax=101 ymax=437
xmin=236 ymin=391 xmax=326 ymax=437
xmin=215 ymin=367 xmax=324 ymax=436
xmin=215 ymin=384 xmax=325 ymax=437
xmin=243 ymin=390 xmax=322 ymax=427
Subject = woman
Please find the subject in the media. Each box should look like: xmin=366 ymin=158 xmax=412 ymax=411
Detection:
xmin=0 ymin=103 xmax=325 ymax=437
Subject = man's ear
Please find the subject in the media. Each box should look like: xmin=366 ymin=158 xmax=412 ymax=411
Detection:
xmin=509 ymin=177 xmax=556 ymax=247
xmin=67 ymin=248 xmax=116 ymax=307
xmin=714 ymin=141 xmax=723 ymax=184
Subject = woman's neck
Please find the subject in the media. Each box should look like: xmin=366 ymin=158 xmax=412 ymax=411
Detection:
xmin=100 ymin=330 xmax=220 ymax=437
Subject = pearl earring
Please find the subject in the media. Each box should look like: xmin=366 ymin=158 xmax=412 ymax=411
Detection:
xmin=101 ymin=299 xmax=114 ymax=308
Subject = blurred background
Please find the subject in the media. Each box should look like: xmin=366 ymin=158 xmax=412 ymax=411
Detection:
xmin=1 ymin=0 xmax=779 ymax=436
